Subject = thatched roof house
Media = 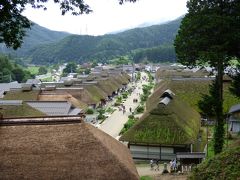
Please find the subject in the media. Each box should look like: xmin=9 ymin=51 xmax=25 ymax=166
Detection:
xmin=0 ymin=117 xmax=139 ymax=180
xmin=0 ymin=100 xmax=45 ymax=118
xmin=120 ymin=88 xmax=201 ymax=160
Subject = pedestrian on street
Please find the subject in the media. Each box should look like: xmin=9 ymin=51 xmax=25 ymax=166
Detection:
xmin=129 ymin=107 xmax=132 ymax=112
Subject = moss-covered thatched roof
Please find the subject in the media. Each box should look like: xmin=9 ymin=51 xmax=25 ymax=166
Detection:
xmin=38 ymin=94 xmax=88 ymax=110
xmin=0 ymin=103 xmax=45 ymax=118
xmin=109 ymin=77 xmax=122 ymax=89
xmin=0 ymin=120 xmax=139 ymax=179
xmin=120 ymin=91 xmax=200 ymax=145
xmin=156 ymin=68 xmax=210 ymax=80
xmin=83 ymin=85 xmax=108 ymax=103
xmin=97 ymin=79 xmax=118 ymax=96
xmin=122 ymin=72 xmax=131 ymax=81
xmin=145 ymin=81 xmax=170 ymax=112
xmin=3 ymin=90 xmax=40 ymax=101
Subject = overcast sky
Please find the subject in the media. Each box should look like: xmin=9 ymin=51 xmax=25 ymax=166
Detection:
xmin=23 ymin=0 xmax=188 ymax=35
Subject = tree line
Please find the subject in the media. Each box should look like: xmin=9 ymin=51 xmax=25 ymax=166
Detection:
xmin=0 ymin=54 xmax=34 ymax=83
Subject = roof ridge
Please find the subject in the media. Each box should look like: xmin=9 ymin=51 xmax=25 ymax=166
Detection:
xmin=0 ymin=116 xmax=83 ymax=126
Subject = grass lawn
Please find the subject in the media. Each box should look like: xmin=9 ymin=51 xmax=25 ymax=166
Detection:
xmin=40 ymin=76 xmax=53 ymax=82
xmin=140 ymin=176 xmax=153 ymax=180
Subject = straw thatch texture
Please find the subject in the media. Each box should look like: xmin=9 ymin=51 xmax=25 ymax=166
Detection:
xmin=0 ymin=103 xmax=45 ymax=118
xmin=3 ymin=90 xmax=40 ymax=101
xmin=97 ymin=79 xmax=118 ymax=96
xmin=156 ymin=68 xmax=210 ymax=79
xmin=0 ymin=122 xmax=139 ymax=180
xmin=120 ymin=89 xmax=200 ymax=145
xmin=84 ymin=85 xmax=108 ymax=101
xmin=38 ymin=94 xmax=88 ymax=110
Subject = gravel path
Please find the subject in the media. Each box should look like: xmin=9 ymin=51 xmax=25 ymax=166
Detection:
xmin=136 ymin=164 xmax=188 ymax=180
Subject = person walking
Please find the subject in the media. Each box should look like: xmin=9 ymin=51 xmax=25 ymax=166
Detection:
xmin=150 ymin=159 xmax=154 ymax=170
xmin=155 ymin=159 xmax=160 ymax=171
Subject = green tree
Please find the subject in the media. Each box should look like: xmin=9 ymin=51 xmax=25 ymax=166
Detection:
xmin=38 ymin=66 xmax=48 ymax=75
xmin=229 ymin=65 xmax=240 ymax=98
xmin=174 ymin=0 xmax=240 ymax=154
xmin=112 ymin=56 xmax=131 ymax=65
xmin=12 ymin=68 xmax=25 ymax=82
xmin=0 ymin=0 xmax=135 ymax=49
xmin=63 ymin=62 xmax=77 ymax=74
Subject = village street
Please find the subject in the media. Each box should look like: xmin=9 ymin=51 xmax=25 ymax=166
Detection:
xmin=99 ymin=72 xmax=148 ymax=138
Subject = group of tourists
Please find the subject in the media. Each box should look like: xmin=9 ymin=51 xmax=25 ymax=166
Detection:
xmin=150 ymin=158 xmax=179 ymax=173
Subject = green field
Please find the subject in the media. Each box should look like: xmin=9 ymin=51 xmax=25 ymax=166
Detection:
xmin=27 ymin=66 xmax=40 ymax=75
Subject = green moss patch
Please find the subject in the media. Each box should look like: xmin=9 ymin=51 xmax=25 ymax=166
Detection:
xmin=3 ymin=90 xmax=40 ymax=101
xmin=0 ymin=103 xmax=45 ymax=118
xmin=120 ymin=95 xmax=200 ymax=145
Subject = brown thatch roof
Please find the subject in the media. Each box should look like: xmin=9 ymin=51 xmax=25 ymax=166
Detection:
xmin=97 ymin=79 xmax=118 ymax=96
xmin=0 ymin=118 xmax=139 ymax=179
xmin=38 ymin=93 xmax=88 ymax=110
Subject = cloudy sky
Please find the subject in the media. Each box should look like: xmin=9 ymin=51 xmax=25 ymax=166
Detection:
xmin=23 ymin=0 xmax=188 ymax=35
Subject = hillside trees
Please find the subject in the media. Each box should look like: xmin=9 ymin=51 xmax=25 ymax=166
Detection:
xmin=38 ymin=66 xmax=48 ymax=75
xmin=0 ymin=54 xmax=33 ymax=82
xmin=132 ymin=45 xmax=176 ymax=63
xmin=63 ymin=62 xmax=77 ymax=74
xmin=174 ymin=0 xmax=240 ymax=154
xmin=0 ymin=0 xmax=135 ymax=49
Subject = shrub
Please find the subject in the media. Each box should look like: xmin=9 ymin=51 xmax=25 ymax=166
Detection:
xmin=122 ymin=92 xmax=128 ymax=99
xmin=136 ymin=105 xmax=144 ymax=113
xmin=120 ymin=118 xmax=136 ymax=135
xmin=97 ymin=108 xmax=105 ymax=114
xmin=97 ymin=114 xmax=105 ymax=120
xmin=128 ymin=114 xmax=134 ymax=119
xmin=106 ymin=107 xmax=115 ymax=114
xmin=86 ymin=108 xmax=94 ymax=114
xmin=114 ymin=102 xmax=121 ymax=106
xmin=116 ymin=96 xmax=122 ymax=103
xmin=189 ymin=147 xmax=240 ymax=180
xmin=140 ymin=94 xmax=148 ymax=102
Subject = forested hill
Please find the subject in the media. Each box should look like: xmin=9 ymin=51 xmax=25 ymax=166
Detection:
xmin=1 ymin=17 xmax=182 ymax=65
xmin=0 ymin=23 xmax=69 ymax=57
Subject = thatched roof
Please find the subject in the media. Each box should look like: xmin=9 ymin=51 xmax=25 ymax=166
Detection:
xmin=120 ymin=88 xmax=200 ymax=145
xmin=156 ymin=67 xmax=210 ymax=79
xmin=0 ymin=118 xmax=139 ymax=180
xmin=3 ymin=90 xmax=40 ymax=101
xmin=84 ymin=85 xmax=108 ymax=102
xmin=97 ymin=79 xmax=118 ymax=96
xmin=0 ymin=103 xmax=46 ymax=118
xmin=38 ymin=93 xmax=88 ymax=110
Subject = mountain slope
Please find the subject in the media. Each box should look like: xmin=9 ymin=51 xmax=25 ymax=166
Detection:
xmin=27 ymin=17 xmax=181 ymax=65
xmin=0 ymin=23 xmax=70 ymax=57
xmin=0 ymin=17 xmax=182 ymax=64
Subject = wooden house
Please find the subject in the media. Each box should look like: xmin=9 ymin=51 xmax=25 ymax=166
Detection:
xmin=228 ymin=104 xmax=240 ymax=133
